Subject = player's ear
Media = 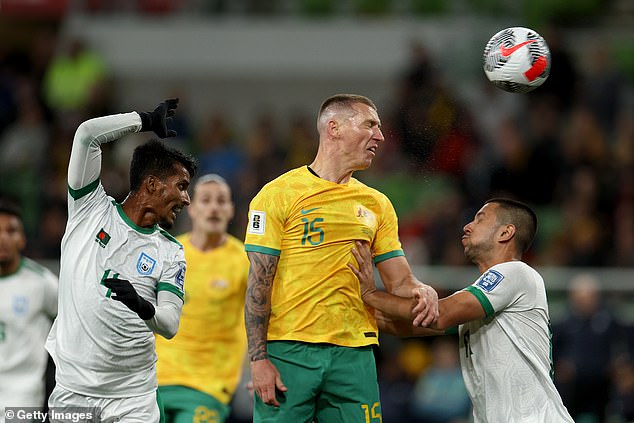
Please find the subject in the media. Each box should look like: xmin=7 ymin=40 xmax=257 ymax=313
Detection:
xmin=145 ymin=175 xmax=158 ymax=194
xmin=498 ymin=224 xmax=516 ymax=242
xmin=327 ymin=119 xmax=339 ymax=138
xmin=17 ymin=229 xmax=26 ymax=252
xmin=228 ymin=201 xmax=235 ymax=221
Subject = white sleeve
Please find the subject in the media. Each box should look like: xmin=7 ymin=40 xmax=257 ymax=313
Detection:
xmin=145 ymin=290 xmax=183 ymax=339
xmin=43 ymin=270 xmax=59 ymax=320
xmin=68 ymin=112 xmax=142 ymax=191
xmin=464 ymin=263 xmax=524 ymax=316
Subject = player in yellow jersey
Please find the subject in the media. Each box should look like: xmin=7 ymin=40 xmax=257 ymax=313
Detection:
xmin=244 ymin=93 xmax=440 ymax=423
xmin=156 ymin=174 xmax=249 ymax=423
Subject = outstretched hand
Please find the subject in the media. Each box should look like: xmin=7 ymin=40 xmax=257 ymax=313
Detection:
xmin=139 ymin=98 xmax=179 ymax=138
xmin=412 ymin=285 xmax=439 ymax=327
xmin=103 ymin=278 xmax=155 ymax=320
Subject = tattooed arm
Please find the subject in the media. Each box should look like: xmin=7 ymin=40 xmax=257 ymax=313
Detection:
xmin=245 ymin=251 xmax=287 ymax=406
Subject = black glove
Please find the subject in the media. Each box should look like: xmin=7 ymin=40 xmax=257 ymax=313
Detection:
xmin=139 ymin=98 xmax=179 ymax=138
xmin=103 ymin=278 xmax=155 ymax=320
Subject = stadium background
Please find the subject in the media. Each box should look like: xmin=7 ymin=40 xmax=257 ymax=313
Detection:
xmin=0 ymin=0 xmax=632 ymax=421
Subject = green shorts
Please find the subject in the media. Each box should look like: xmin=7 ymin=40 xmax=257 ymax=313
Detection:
xmin=158 ymin=385 xmax=230 ymax=423
xmin=254 ymin=341 xmax=382 ymax=423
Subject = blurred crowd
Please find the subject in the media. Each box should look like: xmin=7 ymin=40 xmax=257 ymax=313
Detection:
xmin=0 ymin=10 xmax=633 ymax=423
xmin=0 ymin=29 xmax=631 ymax=270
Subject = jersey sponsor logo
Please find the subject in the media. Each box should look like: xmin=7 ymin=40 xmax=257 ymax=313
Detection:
xmin=136 ymin=252 xmax=156 ymax=275
xmin=248 ymin=210 xmax=266 ymax=235
xmin=12 ymin=296 xmax=29 ymax=316
xmin=476 ymin=269 xmax=504 ymax=292
xmin=300 ymin=207 xmax=321 ymax=214
xmin=95 ymin=228 xmax=111 ymax=248
xmin=175 ymin=263 xmax=185 ymax=289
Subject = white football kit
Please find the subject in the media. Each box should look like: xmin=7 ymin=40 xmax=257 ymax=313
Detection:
xmin=459 ymin=261 xmax=574 ymax=423
xmin=46 ymin=112 xmax=186 ymax=399
xmin=0 ymin=258 xmax=57 ymax=409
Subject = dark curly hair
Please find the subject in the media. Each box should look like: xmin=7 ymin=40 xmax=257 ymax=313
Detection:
xmin=129 ymin=139 xmax=197 ymax=192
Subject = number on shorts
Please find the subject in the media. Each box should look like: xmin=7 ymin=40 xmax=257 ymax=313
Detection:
xmin=193 ymin=405 xmax=219 ymax=423
xmin=361 ymin=402 xmax=382 ymax=423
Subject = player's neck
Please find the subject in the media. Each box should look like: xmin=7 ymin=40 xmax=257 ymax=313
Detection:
xmin=476 ymin=251 xmax=522 ymax=273
xmin=121 ymin=195 xmax=159 ymax=228
xmin=0 ymin=256 xmax=21 ymax=276
xmin=309 ymin=157 xmax=354 ymax=184
xmin=189 ymin=231 xmax=227 ymax=251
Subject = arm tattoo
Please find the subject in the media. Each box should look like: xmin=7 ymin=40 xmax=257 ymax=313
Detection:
xmin=245 ymin=252 xmax=279 ymax=361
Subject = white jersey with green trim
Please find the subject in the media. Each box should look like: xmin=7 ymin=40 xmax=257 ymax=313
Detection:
xmin=46 ymin=112 xmax=186 ymax=398
xmin=0 ymin=258 xmax=57 ymax=407
xmin=459 ymin=261 xmax=573 ymax=423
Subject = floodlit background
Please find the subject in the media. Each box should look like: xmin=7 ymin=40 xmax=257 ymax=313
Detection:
xmin=0 ymin=1 xmax=632 ymax=422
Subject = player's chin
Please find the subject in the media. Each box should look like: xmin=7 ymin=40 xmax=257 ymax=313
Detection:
xmin=207 ymin=222 xmax=227 ymax=233
xmin=159 ymin=215 xmax=175 ymax=229
xmin=357 ymin=158 xmax=374 ymax=170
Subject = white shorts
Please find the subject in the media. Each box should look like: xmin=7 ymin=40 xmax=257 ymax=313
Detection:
xmin=48 ymin=385 xmax=161 ymax=423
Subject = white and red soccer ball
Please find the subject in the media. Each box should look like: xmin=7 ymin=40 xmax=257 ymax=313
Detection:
xmin=483 ymin=27 xmax=551 ymax=93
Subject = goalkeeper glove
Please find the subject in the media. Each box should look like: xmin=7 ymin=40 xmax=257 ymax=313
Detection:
xmin=103 ymin=278 xmax=155 ymax=320
xmin=139 ymin=98 xmax=179 ymax=138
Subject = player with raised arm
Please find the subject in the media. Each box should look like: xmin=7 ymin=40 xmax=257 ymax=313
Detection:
xmin=0 ymin=197 xmax=58 ymax=422
xmin=45 ymin=99 xmax=197 ymax=422
xmin=349 ymin=198 xmax=574 ymax=423
xmin=244 ymin=93 xmax=438 ymax=423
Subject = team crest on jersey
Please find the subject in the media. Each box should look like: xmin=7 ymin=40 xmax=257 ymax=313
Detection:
xmin=12 ymin=296 xmax=28 ymax=316
xmin=354 ymin=205 xmax=376 ymax=224
xmin=136 ymin=252 xmax=156 ymax=275
xmin=95 ymin=228 xmax=111 ymax=248
xmin=248 ymin=210 xmax=266 ymax=235
xmin=476 ymin=270 xmax=504 ymax=292
xmin=355 ymin=206 xmax=369 ymax=218
xmin=175 ymin=264 xmax=185 ymax=289
xmin=354 ymin=204 xmax=377 ymax=238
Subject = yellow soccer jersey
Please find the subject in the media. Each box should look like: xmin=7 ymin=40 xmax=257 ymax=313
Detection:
xmin=245 ymin=166 xmax=404 ymax=347
xmin=156 ymin=234 xmax=249 ymax=404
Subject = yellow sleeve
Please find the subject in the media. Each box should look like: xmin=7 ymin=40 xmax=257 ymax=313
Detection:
xmin=372 ymin=193 xmax=404 ymax=263
xmin=244 ymin=183 xmax=287 ymax=255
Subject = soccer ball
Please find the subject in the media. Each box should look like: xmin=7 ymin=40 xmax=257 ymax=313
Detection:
xmin=482 ymin=27 xmax=551 ymax=93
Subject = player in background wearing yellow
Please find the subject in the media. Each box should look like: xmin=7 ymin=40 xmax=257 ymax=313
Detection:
xmin=244 ymin=93 xmax=439 ymax=423
xmin=0 ymin=197 xmax=58 ymax=423
xmin=350 ymin=198 xmax=574 ymax=423
xmin=157 ymin=174 xmax=249 ymax=423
